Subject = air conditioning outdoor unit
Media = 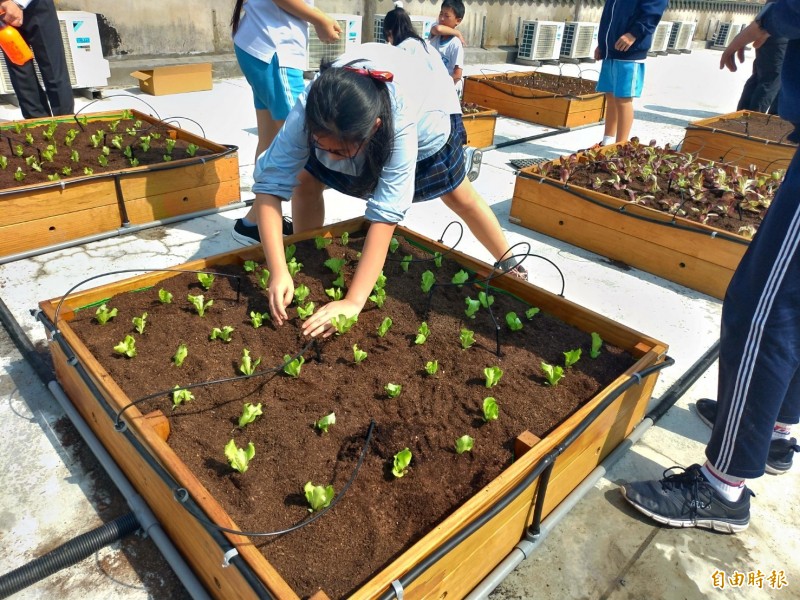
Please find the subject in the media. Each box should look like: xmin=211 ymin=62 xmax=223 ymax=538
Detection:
xmin=373 ymin=14 xmax=437 ymax=44
xmin=0 ymin=10 xmax=109 ymax=95
xmin=559 ymin=22 xmax=599 ymax=61
xmin=516 ymin=20 xmax=565 ymax=65
xmin=710 ymin=22 xmax=744 ymax=50
xmin=306 ymin=13 xmax=362 ymax=71
xmin=667 ymin=21 xmax=697 ymax=53
xmin=648 ymin=20 xmax=673 ymax=55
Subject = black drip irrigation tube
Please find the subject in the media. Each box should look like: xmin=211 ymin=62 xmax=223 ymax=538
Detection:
xmin=0 ymin=514 xmax=140 ymax=599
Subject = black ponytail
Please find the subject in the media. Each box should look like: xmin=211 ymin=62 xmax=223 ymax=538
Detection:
xmin=231 ymin=0 xmax=245 ymax=36
xmin=383 ymin=7 xmax=428 ymax=51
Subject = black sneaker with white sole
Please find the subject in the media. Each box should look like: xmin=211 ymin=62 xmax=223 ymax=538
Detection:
xmin=694 ymin=398 xmax=800 ymax=474
xmin=464 ymin=146 xmax=482 ymax=182
xmin=231 ymin=216 xmax=293 ymax=246
xmin=620 ymin=464 xmax=753 ymax=533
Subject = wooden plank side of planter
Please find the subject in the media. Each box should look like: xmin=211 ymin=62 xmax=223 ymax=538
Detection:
xmin=682 ymin=127 xmax=795 ymax=173
xmin=509 ymin=173 xmax=747 ymax=299
xmin=462 ymin=109 xmax=498 ymax=148
xmin=40 ymin=218 xmax=668 ymax=600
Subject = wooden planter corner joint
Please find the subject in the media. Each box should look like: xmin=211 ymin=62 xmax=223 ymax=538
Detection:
xmin=39 ymin=218 xmax=669 ymax=599
xmin=509 ymin=159 xmax=754 ymax=299
xmin=463 ymin=72 xmax=606 ymax=129
xmin=0 ymin=109 xmax=240 ymax=260
xmin=461 ymin=105 xmax=498 ymax=148
xmin=682 ymin=110 xmax=797 ymax=173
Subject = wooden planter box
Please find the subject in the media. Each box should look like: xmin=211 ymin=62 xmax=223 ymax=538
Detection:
xmin=39 ymin=218 xmax=667 ymax=600
xmin=0 ymin=109 xmax=240 ymax=260
xmin=463 ymin=72 xmax=606 ymax=128
xmin=462 ymin=106 xmax=498 ymax=148
xmin=682 ymin=110 xmax=797 ymax=173
xmin=509 ymin=157 xmax=752 ymax=299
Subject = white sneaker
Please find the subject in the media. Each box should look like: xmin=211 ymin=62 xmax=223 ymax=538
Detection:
xmin=465 ymin=146 xmax=483 ymax=182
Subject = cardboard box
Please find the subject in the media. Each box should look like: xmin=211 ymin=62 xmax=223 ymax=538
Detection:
xmin=130 ymin=63 xmax=212 ymax=96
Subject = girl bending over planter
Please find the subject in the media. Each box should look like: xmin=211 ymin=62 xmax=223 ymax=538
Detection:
xmin=251 ymin=42 xmax=526 ymax=338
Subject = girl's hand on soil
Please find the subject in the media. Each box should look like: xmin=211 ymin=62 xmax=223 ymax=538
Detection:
xmin=301 ymin=299 xmax=361 ymax=339
xmin=614 ymin=33 xmax=636 ymax=52
xmin=268 ymin=271 xmax=295 ymax=326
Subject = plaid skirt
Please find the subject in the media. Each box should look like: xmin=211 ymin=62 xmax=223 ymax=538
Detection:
xmin=305 ymin=113 xmax=467 ymax=202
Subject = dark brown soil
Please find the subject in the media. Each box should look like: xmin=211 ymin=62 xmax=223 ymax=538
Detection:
xmin=491 ymin=72 xmax=599 ymax=97
xmin=0 ymin=115 xmax=213 ymax=189
xmin=64 ymin=233 xmax=635 ymax=599
xmin=701 ymin=112 xmax=797 ymax=145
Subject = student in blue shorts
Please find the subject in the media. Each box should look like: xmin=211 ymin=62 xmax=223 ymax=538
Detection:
xmin=594 ymin=0 xmax=668 ymax=145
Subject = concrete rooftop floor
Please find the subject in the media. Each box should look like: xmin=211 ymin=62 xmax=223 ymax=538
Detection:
xmin=1 ymin=47 xmax=798 ymax=599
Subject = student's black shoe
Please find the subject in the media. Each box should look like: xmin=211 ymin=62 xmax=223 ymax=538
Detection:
xmin=231 ymin=216 xmax=293 ymax=246
xmin=620 ymin=464 xmax=752 ymax=533
xmin=695 ymin=399 xmax=799 ymax=475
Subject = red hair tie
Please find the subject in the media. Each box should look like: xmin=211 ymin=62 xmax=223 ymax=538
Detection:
xmin=343 ymin=65 xmax=394 ymax=83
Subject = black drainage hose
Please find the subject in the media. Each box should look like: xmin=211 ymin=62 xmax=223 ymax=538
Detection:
xmin=0 ymin=512 xmax=140 ymax=599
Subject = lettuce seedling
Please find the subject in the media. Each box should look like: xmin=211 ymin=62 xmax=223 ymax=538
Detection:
xmin=425 ymin=360 xmax=439 ymax=376
xmin=377 ymin=317 xmax=393 ymax=338
xmin=238 ymin=402 xmax=262 ymax=428
xmin=224 ymin=439 xmax=255 ymax=473
xmin=249 ymin=310 xmax=270 ymax=328
xmin=369 ymin=287 xmax=386 ymax=308
xmin=460 ymin=328 xmax=475 ymax=350
xmin=590 ymin=332 xmax=603 ymax=358
xmin=482 ymin=397 xmax=499 ymax=422
xmin=324 ymin=257 xmax=346 ymax=275
xmin=283 ymin=354 xmax=304 ymax=378
xmin=452 ymin=270 xmax=470 ymax=287
xmin=400 ymin=255 xmax=412 ymax=272
xmin=171 ymin=386 xmax=194 ymax=407
xmin=484 ymin=366 xmax=503 ymax=388
xmin=388 ymin=236 xmax=400 ymax=254
xmin=465 ymin=297 xmax=480 ymax=319
xmin=478 ymin=291 xmax=494 ymax=309
xmin=415 ymin=322 xmax=430 ymax=345
xmin=341 ymin=231 xmax=349 ymax=246
xmin=239 ymin=349 xmax=261 ymax=376
xmin=242 ymin=260 xmax=258 ymax=273
xmin=13 ymin=167 xmax=25 ymax=182
xmin=294 ymin=283 xmax=310 ymax=304
xmin=332 ymin=272 xmax=345 ymax=288
xmin=132 ymin=312 xmax=147 ymax=334
xmin=210 ymin=326 xmax=234 ymax=342
xmin=505 ymin=312 xmax=523 ymax=332
xmin=95 ymin=303 xmax=118 ymax=325
xmin=186 ymin=143 xmax=200 ymax=157
xmin=297 ymin=302 xmax=315 ymax=320
xmin=525 ymin=307 xmax=540 ymax=320
xmin=314 ymin=236 xmax=332 ymax=249
xmin=374 ymin=272 xmax=387 ymax=290
xmin=392 ymin=448 xmax=412 ymax=478
xmin=564 ymin=348 xmax=582 ymax=368
xmin=385 ymin=383 xmax=402 ymax=398
xmin=315 ymin=412 xmax=336 ymax=433
xmin=304 ymin=481 xmax=335 ymax=512
xmin=113 ymin=335 xmax=137 ymax=358
xmin=197 ymin=272 xmax=215 ymax=290
xmin=187 ymin=294 xmax=213 ymax=317
xmin=173 ymin=343 xmax=188 ymax=366
xmin=287 ymin=257 xmax=303 ymax=278
xmin=325 ymin=287 xmax=343 ymax=301
xmin=541 ymin=362 xmax=564 ymax=386
xmin=353 ymin=344 xmax=367 ymax=364
xmin=421 ymin=270 xmax=436 ymax=293
xmin=433 ymin=252 xmax=443 ymax=268
xmin=259 ymin=268 xmax=270 ymax=290
xmin=331 ymin=314 xmax=358 ymax=335
xmin=455 ymin=435 xmax=474 ymax=454
xmin=284 ymin=244 xmax=296 ymax=261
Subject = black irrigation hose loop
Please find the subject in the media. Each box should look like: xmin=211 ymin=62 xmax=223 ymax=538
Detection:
xmin=516 ymin=170 xmax=752 ymax=247
xmin=377 ymin=357 xmax=675 ymax=600
xmin=720 ymin=146 xmax=749 ymax=167
xmin=763 ymin=156 xmax=792 ymax=173
xmin=158 ymin=116 xmax=208 ymax=140
xmin=73 ymin=94 xmax=163 ymax=125
xmin=113 ymin=338 xmax=316 ymax=429
xmin=385 ymin=221 xmax=465 ymax=266
xmin=172 ymin=419 xmax=376 ymax=537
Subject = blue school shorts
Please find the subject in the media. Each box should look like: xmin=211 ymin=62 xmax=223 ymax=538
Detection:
xmin=234 ymin=46 xmax=305 ymax=120
xmin=596 ymin=59 xmax=645 ymax=99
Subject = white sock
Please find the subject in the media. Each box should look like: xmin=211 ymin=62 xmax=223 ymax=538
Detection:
xmin=602 ymin=135 xmax=615 ymax=146
xmin=772 ymin=422 xmax=792 ymax=441
xmin=701 ymin=463 xmax=745 ymax=502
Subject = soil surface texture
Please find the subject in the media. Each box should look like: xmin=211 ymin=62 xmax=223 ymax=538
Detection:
xmin=0 ymin=114 xmax=213 ymax=189
xmin=489 ymin=71 xmax=599 ymax=97
xmin=702 ymin=112 xmax=797 ymax=144
xmin=65 ymin=233 xmax=636 ymax=599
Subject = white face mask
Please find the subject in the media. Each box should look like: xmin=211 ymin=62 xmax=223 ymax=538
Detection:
xmin=314 ymin=146 xmax=366 ymax=175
